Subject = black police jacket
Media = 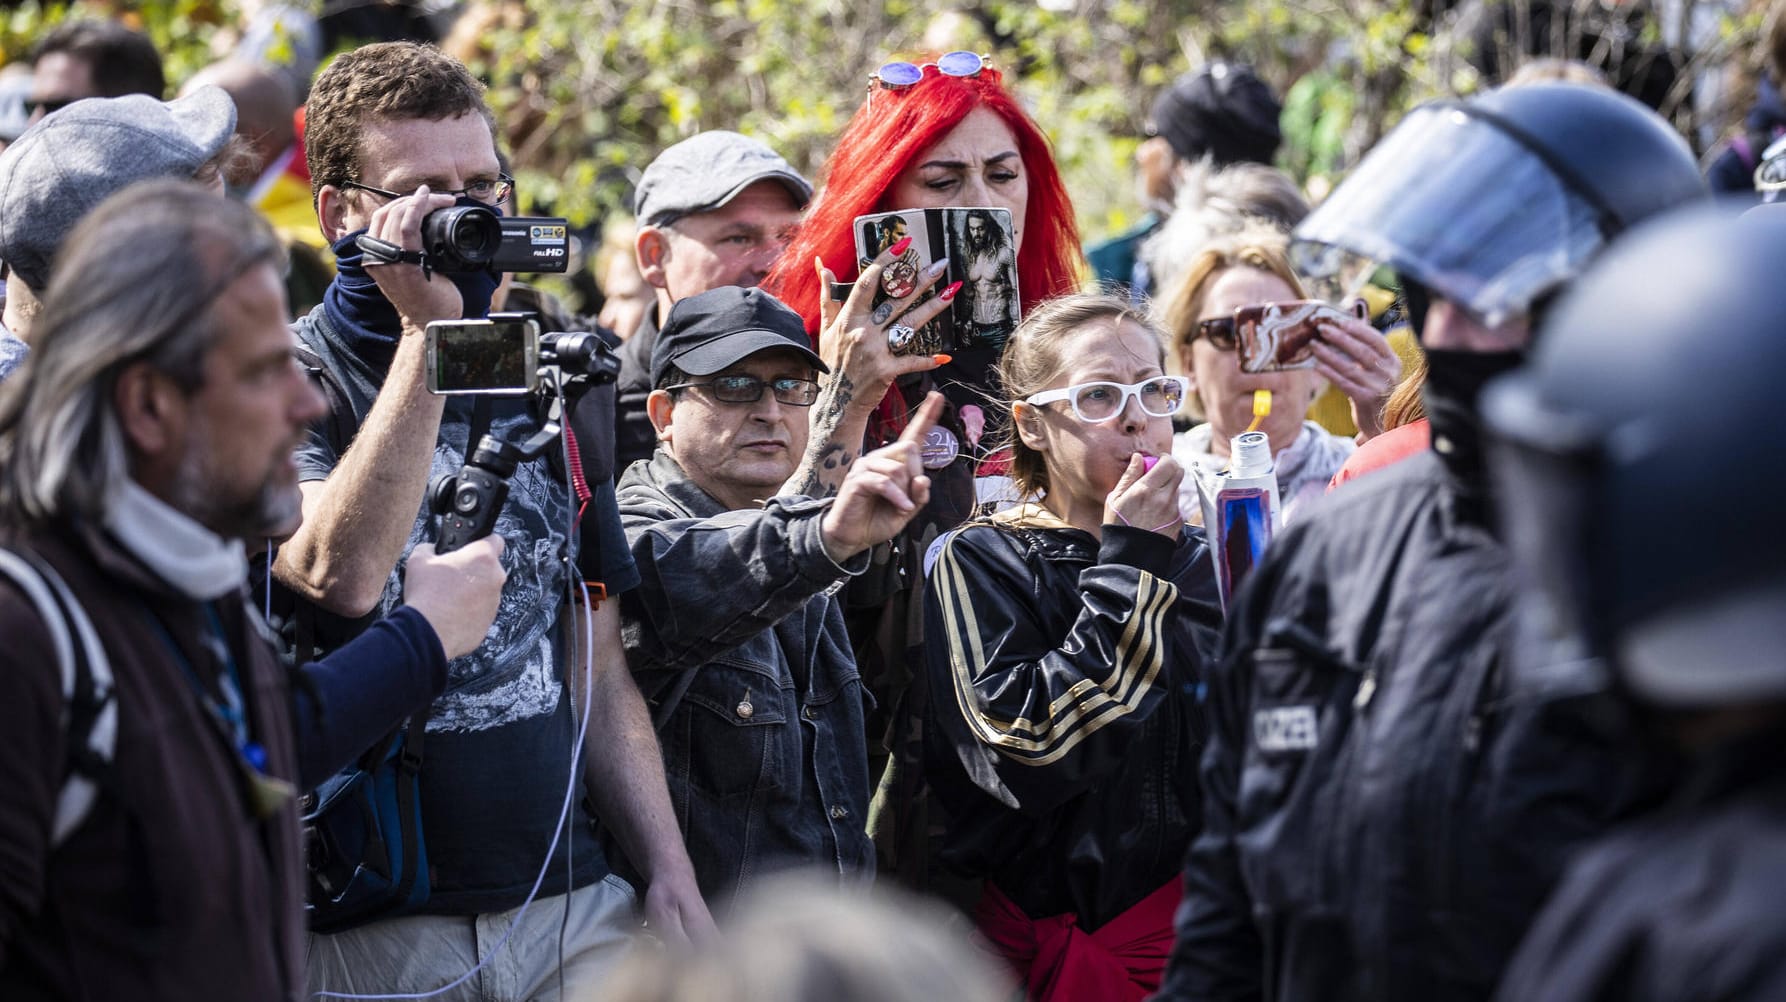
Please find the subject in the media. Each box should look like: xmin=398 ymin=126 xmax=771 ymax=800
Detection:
xmin=919 ymin=505 xmax=1223 ymax=929
xmin=1495 ymin=734 xmax=1786 ymax=1002
xmin=1158 ymin=452 xmax=1662 ymax=1002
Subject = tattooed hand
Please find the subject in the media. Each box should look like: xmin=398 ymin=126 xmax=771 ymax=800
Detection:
xmin=788 ymin=243 xmax=954 ymax=498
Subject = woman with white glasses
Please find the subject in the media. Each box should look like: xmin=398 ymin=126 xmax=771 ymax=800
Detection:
xmin=915 ymin=292 xmax=1223 ymax=1001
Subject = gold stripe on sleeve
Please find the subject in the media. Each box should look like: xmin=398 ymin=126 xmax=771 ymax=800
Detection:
xmin=933 ymin=534 xmax=1177 ymax=767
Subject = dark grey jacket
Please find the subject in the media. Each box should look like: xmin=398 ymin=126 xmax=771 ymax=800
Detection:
xmin=1158 ymin=452 xmax=1664 ymax=1002
xmin=1495 ymin=736 xmax=1786 ymax=1002
xmin=617 ymin=452 xmax=875 ymax=906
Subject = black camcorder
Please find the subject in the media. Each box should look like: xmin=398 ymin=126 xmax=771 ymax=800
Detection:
xmin=356 ymin=206 xmax=572 ymax=276
xmin=422 ymin=205 xmax=571 ymax=274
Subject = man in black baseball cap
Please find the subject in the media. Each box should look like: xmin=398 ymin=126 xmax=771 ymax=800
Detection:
xmin=613 ymin=131 xmax=813 ymax=475
xmin=616 ymin=284 xmax=943 ymax=907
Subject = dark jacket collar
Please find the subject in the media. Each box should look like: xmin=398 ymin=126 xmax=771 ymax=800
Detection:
xmin=625 ymin=449 xmax=732 ymax=521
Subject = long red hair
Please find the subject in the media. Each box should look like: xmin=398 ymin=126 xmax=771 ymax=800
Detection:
xmin=765 ymin=62 xmax=1080 ymax=336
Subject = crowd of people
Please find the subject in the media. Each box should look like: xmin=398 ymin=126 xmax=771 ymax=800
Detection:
xmin=0 ymin=9 xmax=1783 ymax=1002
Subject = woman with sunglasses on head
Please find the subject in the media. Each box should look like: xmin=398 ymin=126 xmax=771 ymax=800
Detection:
xmin=917 ymin=292 xmax=1223 ymax=1001
xmin=765 ymin=50 xmax=1080 ymax=443
xmin=1157 ymin=228 xmax=1399 ymax=524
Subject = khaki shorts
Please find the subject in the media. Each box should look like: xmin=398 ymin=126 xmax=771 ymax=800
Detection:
xmin=305 ymin=873 xmax=639 ymax=1002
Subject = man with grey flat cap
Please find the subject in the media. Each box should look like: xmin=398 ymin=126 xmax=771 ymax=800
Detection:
xmin=617 ymin=280 xmax=947 ymax=909
xmin=0 ymin=86 xmax=237 ymax=381
xmin=613 ymin=131 xmax=812 ymax=476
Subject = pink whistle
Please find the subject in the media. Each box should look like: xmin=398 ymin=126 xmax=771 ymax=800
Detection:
xmin=1142 ymin=455 xmax=1159 ymax=473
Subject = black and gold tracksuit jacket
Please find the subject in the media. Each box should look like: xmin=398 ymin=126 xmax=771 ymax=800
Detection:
xmin=918 ymin=504 xmax=1224 ymax=929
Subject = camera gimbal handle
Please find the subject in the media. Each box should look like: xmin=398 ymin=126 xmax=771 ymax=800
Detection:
xmin=428 ymin=402 xmax=565 ymax=554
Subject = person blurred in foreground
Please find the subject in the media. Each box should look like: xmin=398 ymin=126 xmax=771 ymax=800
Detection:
xmin=590 ymin=872 xmax=1013 ymax=1002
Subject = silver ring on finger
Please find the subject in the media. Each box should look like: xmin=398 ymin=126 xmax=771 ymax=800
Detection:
xmin=887 ymin=323 xmax=917 ymax=354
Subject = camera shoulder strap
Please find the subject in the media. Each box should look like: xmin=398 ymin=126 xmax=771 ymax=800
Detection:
xmin=293 ymin=341 xmax=355 ymax=462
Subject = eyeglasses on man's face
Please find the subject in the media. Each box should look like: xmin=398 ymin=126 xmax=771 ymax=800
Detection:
xmin=667 ymin=374 xmax=822 ymax=407
xmin=1024 ymin=375 xmax=1190 ymax=424
xmin=340 ymin=174 xmax=514 ymax=207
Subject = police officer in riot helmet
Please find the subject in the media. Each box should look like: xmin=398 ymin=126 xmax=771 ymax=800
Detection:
xmin=1486 ymin=207 xmax=1786 ymax=1002
xmin=1156 ymin=82 xmax=1706 ymax=1002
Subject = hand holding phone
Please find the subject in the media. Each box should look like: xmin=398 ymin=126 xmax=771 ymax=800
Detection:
xmin=1234 ymin=300 xmax=1356 ymax=373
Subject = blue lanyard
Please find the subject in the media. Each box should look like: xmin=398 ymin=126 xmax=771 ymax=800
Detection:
xmin=145 ymin=602 xmax=270 ymax=774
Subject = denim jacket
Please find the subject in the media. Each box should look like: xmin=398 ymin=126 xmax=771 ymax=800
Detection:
xmin=617 ymin=452 xmax=875 ymax=906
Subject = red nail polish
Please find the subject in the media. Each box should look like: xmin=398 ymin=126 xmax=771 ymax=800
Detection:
xmin=939 ymin=280 xmax=963 ymax=301
xmin=888 ymin=236 xmax=913 ymax=257
xmin=932 ymin=353 xmax=953 ymax=366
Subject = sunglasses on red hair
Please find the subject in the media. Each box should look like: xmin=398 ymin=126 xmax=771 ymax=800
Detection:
xmin=870 ymin=51 xmax=992 ymax=90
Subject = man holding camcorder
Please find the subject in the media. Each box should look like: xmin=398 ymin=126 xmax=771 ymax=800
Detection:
xmin=270 ymin=41 xmax=708 ymax=1001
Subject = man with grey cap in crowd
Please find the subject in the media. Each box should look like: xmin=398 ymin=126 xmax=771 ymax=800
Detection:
xmin=0 ymin=86 xmax=237 ymax=381
xmin=612 ymin=130 xmax=812 ymax=474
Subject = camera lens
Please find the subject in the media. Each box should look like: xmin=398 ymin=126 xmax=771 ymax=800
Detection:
xmin=421 ymin=205 xmax=500 ymax=272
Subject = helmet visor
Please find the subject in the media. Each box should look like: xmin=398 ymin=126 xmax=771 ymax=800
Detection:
xmin=1293 ymin=105 xmax=1606 ymax=327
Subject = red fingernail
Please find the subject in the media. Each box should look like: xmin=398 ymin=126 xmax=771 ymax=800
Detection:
xmin=889 ymin=236 xmax=913 ymax=257
xmin=939 ymin=280 xmax=963 ymax=301
xmin=932 ymin=353 xmax=953 ymax=366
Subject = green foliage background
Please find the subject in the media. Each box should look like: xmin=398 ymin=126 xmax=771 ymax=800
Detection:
xmin=2 ymin=0 xmax=1766 ymax=248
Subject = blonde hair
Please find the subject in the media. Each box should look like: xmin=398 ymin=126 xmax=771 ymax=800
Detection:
xmin=1153 ymin=228 xmax=1309 ymax=421
xmin=996 ymin=291 xmax=1167 ymax=500
xmin=1381 ymin=345 xmax=1428 ymax=428
xmin=590 ymin=874 xmax=1013 ymax=1002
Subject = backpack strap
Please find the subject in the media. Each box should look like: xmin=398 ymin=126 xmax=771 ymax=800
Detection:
xmin=293 ymin=340 xmax=355 ymax=461
xmin=0 ymin=547 xmax=117 ymax=847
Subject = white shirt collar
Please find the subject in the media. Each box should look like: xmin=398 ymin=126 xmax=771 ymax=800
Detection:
xmin=104 ymin=480 xmax=247 ymax=601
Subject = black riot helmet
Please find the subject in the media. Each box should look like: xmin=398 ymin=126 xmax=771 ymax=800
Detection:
xmin=1482 ymin=206 xmax=1786 ymax=708
xmin=1293 ymin=83 xmax=1706 ymax=327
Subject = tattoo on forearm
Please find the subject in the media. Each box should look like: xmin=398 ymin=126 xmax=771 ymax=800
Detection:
xmin=787 ymin=372 xmax=859 ymax=498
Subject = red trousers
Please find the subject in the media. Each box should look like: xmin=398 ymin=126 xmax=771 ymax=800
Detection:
xmin=974 ymin=878 xmax=1182 ymax=1002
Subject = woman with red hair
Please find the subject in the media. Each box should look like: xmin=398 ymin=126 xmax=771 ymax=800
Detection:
xmin=765 ymin=51 xmax=1081 ymax=446
xmin=763 ymin=54 xmax=1084 ymax=902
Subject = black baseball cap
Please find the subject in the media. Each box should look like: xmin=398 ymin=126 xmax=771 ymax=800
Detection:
xmin=1147 ymin=62 xmax=1281 ymax=167
xmin=651 ymin=286 xmax=828 ymax=386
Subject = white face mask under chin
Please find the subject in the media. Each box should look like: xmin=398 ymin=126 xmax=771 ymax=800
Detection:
xmin=104 ymin=480 xmax=248 ymax=602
